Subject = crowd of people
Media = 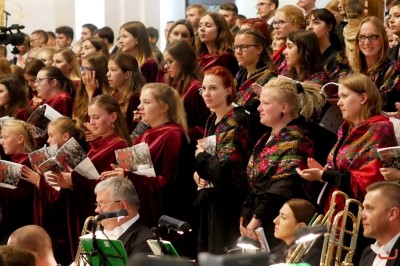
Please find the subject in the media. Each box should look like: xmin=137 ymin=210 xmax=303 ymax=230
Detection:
xmin=0 ymin=0 xmax=400 ymax=266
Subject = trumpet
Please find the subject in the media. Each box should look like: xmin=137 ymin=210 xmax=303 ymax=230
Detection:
xmin=320 ymin=191 xmax=362 ymax=266
xmin=74 ymin=215 xmax=100 ymax=266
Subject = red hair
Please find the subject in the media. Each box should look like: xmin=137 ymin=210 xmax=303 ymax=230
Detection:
xmin=242 ymin=18 xmax=271 ymax=45
xmin=204 ymin=66 xmax=236 ymax=104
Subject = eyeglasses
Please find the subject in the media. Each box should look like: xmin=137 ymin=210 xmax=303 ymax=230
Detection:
xmin=95 ymin=200 xmax=121 ymax=208
xmin=272 ymin=20 xmax=288 ymax=27
xmin=357 ymin=34 xmax=379 ymax=42
xmin=256 ymin=2 xmax=272 ymax=7
xmin=80 ymin=66 xmax=95 ymax=72
xmin=232 ymin=44 xmax=259 ymax=52
xmin=164 ymin=58 xmax=174 ymax=67
xmin=34 ymin=78 xmax=51 ymax=84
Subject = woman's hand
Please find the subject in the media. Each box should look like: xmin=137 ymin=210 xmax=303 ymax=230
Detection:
xmin=307 ymin=157 xmax=323 ymax=170
xmin=84 ymin=70 xmax=98 ymax=99
xmin=100 ymin=165 xmax=125 ymax=180
xmin=32 ymin=96 xmax=43 ymax=108
xmin=84 ymin=122 xmax=99 ymax=142
xmin=46 ymin=171 xmax=73 ymax=189
xmin=244 ymin=217 xmax=262 ymax=240
xmin=251 ymin=83 xmax=263 ymax=96
xmin=380 ymin=167 xmax=400 ymax=181
xmin=20 ymin=165 xmax=41 ymax=188
xmin=193 ymin=171 xmax=209 ymax=188
xmin=296 ymin=167 xmax=324 ymax=181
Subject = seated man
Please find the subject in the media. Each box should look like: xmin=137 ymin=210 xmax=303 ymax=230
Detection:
xmin=360 ymin=181 xmax=400 ymax=265
xmin=0 ymin=245 xmax=35 ymax=266
xmin=94 ymin=176 xmax=153 ymax=256
xmin=7 ymin=225 xmax=59 ymax=266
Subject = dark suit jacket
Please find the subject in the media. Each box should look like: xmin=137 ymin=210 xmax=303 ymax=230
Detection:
xmin=118 ymin=217 xmax=154 ymax=257
xmin=360 ymin=237 xmax=400 ymax=266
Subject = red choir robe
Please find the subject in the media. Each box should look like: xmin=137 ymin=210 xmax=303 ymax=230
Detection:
xmin=0 ymin=154 xmax=35 ymax=238
xmin=126 ymin=123 xmax=195 ymax=227
xmin=140 ymin=58 xmax=158 ymax=83
xmin=112 ymin=90 xmax=140 ymax=132
xmin=125 ymin=123 xmax=196 ymax=257
xmin=198 ymin=50 xmax=239 ymax=77
xmin=71 ymin=134 xmax=128 ymax=225
xmin=15 ymin=108 xmax=30 ymax=121
xmin=43 ymin=91 xmax=73 ymax=117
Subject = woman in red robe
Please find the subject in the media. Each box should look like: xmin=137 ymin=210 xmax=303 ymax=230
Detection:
xmin=163 ymin=40 xmax=210 ymax=142
xmin=195 ymin=12 xmax=239 ymax=77
xmin=101 ymin=83 xmax=196 ymax=257
xmin=0 ymin=74 xmax=31 ymax=121
xmin=34 ymin=66 xmax=73 ymax=117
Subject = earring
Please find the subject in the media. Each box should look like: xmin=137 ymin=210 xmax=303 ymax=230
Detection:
xmin=280 ymin=111 xmax=284 ymax=120
xmin=111 ymin=122 xmax=115 ymax=129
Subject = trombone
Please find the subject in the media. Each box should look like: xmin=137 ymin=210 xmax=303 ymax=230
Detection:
xmin=287 ymin=191 xmax=362 ymax=266
xmin=320 ymin=191 xmax=362 ymax=266
xmin=74 ymin=215 xmax=100 ymax=266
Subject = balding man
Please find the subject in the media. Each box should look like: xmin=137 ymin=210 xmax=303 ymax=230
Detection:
xmin=360 ymin=182 xmax=400 ymax=266
xmin=8 ymin=225 xmax=59 ymax=266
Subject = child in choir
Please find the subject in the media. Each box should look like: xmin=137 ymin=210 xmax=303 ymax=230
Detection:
xmin=21 ymin=117 xmax=87 ymax=264
xmin=0 ymin=120 xmax=36 ymax=242
xmin=107 ymin=52 xmax=145 ymax=131
xmin=50 ymin=95 xmax=131 ymax=236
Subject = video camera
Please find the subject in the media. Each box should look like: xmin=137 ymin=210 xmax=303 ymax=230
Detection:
xmin=0 ymin=24 xmax=25 ymax=46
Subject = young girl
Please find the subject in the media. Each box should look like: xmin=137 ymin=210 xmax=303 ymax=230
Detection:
xmin=119 ymin=21 xmax=158 ymax=83
xmin=21 ymin=117 xmax=86 ymax=265
xmin=52 ymin=48 xmax=81 ymax=90
xmin=0 ymin=120 xmax=36 ymax=241
xmin=73 ymin=53 xmax=112 ymax=139
xmin=163 ymin=40 xmax=210 ymax=142
xmin=23 ymin=59 xmax=46 ymax=109
xmin=0 ymin=74 xmax=31 ymax=121
xmin=196 ymin=12 xmax=239 ymax=76
xmin=107 ymin=52 xmax=145 ymax=131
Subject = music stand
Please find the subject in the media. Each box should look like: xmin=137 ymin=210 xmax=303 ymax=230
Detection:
xmin=79 ymin=232 xmax=128 ymax=266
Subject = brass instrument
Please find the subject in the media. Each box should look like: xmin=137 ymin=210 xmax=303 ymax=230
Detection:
xmin=74 ymin=215 xmax=100 ymax=266
xmin=320 ymin=191 xmax=362 ymax=266
xmin=287 ymin=213 xmax=326 ymax=263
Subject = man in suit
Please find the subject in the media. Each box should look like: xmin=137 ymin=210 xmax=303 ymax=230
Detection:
xmin=360 ymin=181 xmax=400 ymax=266
xmin=94 ymin=176 xmax=153 ymax=256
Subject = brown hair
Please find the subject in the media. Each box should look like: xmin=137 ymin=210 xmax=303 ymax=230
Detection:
xmin=89 ymin=94 xmax=132 ymax=146
xmin=0 ymin=74 xmax=31 ymax=118
xmin=120 ymin=21 xmax=154 ymax=66
xmin=286 ymin=198 xmax=317 ymax=224
xmin=195 ymin=12 xmax=234 ymax=55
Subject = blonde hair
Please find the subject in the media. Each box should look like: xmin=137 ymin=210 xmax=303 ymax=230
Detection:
xmin=141 ymin=83 xmax=188 ymax=139
xmin=48 ymin=117 xmax=85 ymax=142
xmin=3 ymin=120 xmax=36 ymax=153
xmin=263 ymin=77 xmax=324 ymax=119
xmin=276 ymin=5 xmax=306 ymax=30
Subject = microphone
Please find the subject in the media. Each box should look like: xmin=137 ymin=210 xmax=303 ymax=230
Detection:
xmin=3 ymin=11 xmax=10 ymax=16
xmin=158 ymin=215 xmax=191 ymax=233
xmin=96 ymin=209 xmax=128 ymax=222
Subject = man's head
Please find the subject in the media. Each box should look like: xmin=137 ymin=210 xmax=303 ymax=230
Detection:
xmin=297 ymin=0 xmax=316 ymax=14
xmin=186 ymin=4 xmax=207 ymax=31
xmin=219 ymin=2 xmax=239 ymax=29
xmin=30 ymin=30 xmax=48 ymax=48
xmin=94 ymin=177 xmax=140 ymax=230
xmin=55 ymin=26 xmax=74 ymax=48
xmin=96 ymin=26 xmax=115 ymax=47
xmin=81 ymin=23 xmax=98 ymax=41
xmin=256 ymin=0 xmax=279 ymax=21
xmin=362 ymin=182 xmax=400 ymax=245
xmin=147 ymin=27 xmax=159 ymax=45
xmin=8 ymin=225 xmax=55 ymax=264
